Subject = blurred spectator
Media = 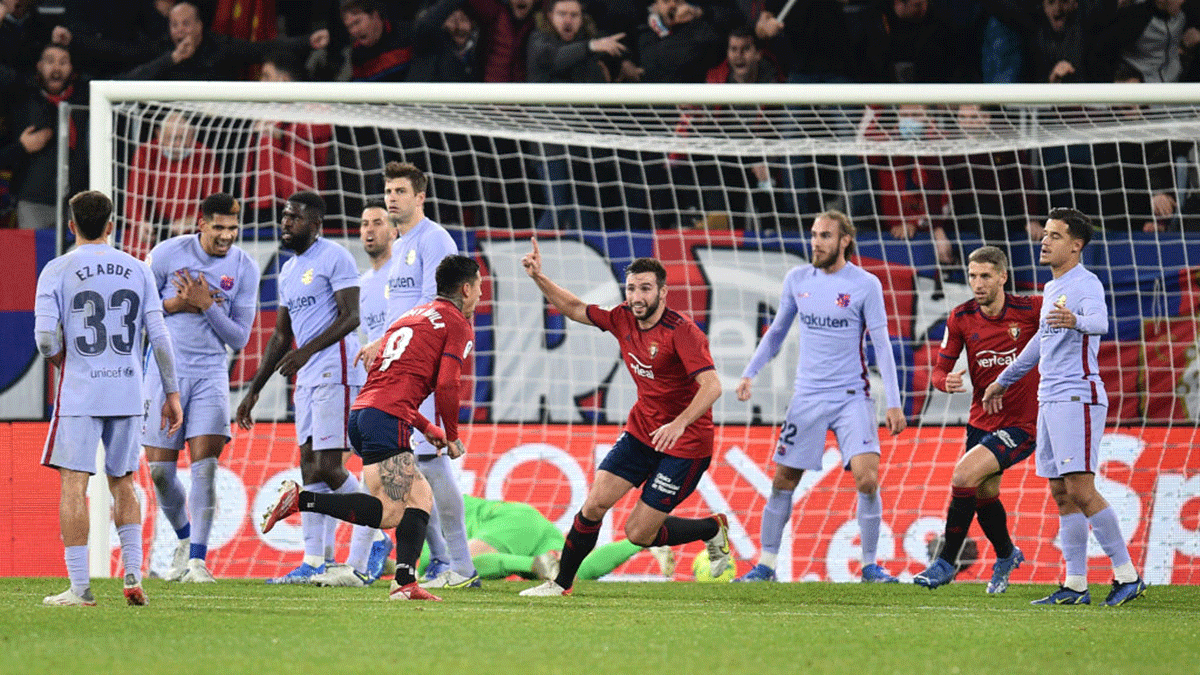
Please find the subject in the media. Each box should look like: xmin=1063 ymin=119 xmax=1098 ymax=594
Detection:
xmin=752 ymin=0 xmax=853 ymax=83
xmin=123 ymin=1 xmax=329 ymax=80
xmin=1090 ymin=64 xmax=1189 ymax=232
xmin=53 ymin=0 xmax=167 ymax=80
xmin=0 ymin=0 xmax=53 ymax=74
xmin=527 ymin=0 xmax=621 ymax=82
xmin=1092 ymin=0 xmax=1200 ymax=83
xmin=122 ymin=111 xmax=222 ymax=258
xmin=211 ymin=0 xmax=276 ymax=41
xmin=241 ymin=50 xmax=332 ymax=229
xmin=585 ymin=0 xmax=644 ymax=80
xmin=861 ymin=104 xmax=956 ymax=263
xmin=944 ymin=104 xmax=1044 ymax=244
xmin=861 ymin=0 xmax=960 ymax=83
xmin=527 ymin=0 xmax=619 ymax=230
xmin=983 ymin=0 xmax=1090 ymax=83
xmin=465 ymin=0 xmax=541 ymax=82
xmin=0 ymin=43 xmax=87 ymax=230
xmin=340 ymin=0 xmax=463 ymax=81
xmin=407 ymin=8 xmax=481 ymax=82
xmin=637 ymin=0 xmax=724 ymax=83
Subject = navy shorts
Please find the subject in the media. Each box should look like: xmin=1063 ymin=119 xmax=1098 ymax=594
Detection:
xmin=965 ymin=424 xmax=1035 ymax=472
xmin=348 ymin=408 xmax=412 ymax=466
xmin=597 ymin=432 xmax=711 ymax=513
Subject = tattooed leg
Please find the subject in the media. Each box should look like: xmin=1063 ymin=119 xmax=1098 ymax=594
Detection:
xmin=365 ymin=453 xmax=433 ymax=529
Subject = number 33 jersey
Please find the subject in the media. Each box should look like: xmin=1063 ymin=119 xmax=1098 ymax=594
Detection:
xmin=35 ymin=243 xmax=163 ymax=417
xmin=353 ymin=298 xmax=474 ymax=441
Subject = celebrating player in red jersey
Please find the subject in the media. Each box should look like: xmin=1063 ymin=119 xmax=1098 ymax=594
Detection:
xmin=914 ymin=246 xmax=1041 ymax=593
xmin=261 ymin=255 xmax=482 ymax=601
xmin=518 ymin=239 xmax=730 ymax=596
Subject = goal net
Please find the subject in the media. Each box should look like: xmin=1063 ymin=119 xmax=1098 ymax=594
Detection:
xmin=90 ymin=82 xmax=1200 ymax=585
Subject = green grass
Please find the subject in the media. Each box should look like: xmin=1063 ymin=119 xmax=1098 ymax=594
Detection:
xmin=3 ymin=578 xmax=1197 ymax=675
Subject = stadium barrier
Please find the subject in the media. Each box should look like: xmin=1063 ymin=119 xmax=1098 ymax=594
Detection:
xmin=3 ymin=421 xmax=1196 ymax=584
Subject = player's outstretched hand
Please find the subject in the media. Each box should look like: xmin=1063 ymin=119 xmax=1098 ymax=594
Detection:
xmin=944 ymin=369 xmax=967 ymax=393
xmin=354 ymin=337 xmax=381 ymax=368
xmin=446 ymin=439 xmax=466 ymax=459
xmin=163 ymin=391 xmax=184 ymax=436
xmin=736 ymin=376 xmax=753 ymax=401
xmin=981 ymin=382 xmax=1006 ymax=415
xmin=521 ymin=237 xmax=542 ymax=278
xmin=235 ymin=392 xmax=258 ymax=430
xmin=885 ymin=407 xmax=906 ymax=435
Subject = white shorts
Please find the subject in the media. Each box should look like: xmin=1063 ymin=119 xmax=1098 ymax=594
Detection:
xmin=1035 ymin=400 xmax=1106 ymax=479
xmin=42 ymin=415 xmax=142 ymax=476
xmin=411 ymin=393 xmax=438 ymax=457
xmin=295 ymin=383 xmax=358 ymax=451
xmin=142 ymin=375 xmax=231 ymax=449
xmin=775 ymin=394 xmax=880 ymax=471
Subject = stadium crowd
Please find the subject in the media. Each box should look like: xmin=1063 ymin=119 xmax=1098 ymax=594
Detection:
xmin=1 ymin=0 xmax=1198 ymax=240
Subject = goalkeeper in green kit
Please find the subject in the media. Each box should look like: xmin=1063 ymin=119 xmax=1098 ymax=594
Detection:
xmin=416 ymin=495 xmax=676 ymax=581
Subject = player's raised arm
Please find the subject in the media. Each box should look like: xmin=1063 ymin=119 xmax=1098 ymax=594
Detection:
xmin=521 ymin=237 xmax=593 ymax=326
xmin=739 ymin=268 xmax=800 ymax=399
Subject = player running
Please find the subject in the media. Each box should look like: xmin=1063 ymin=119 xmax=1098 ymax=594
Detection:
xmin=518 ymin=240 xmax=730 ymax=597
xmin=262 ymin=255 xmax=482 ymax=601
xmin=914 ymin=246 xmax=1039 ymax=592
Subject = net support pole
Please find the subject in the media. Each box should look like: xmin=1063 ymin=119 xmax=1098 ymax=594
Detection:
xmin=87 ymin=86 xmax=116 ymax=578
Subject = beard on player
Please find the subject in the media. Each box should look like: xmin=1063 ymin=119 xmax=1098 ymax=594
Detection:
xmin=631 ymin=296 xmax=660 ymax=320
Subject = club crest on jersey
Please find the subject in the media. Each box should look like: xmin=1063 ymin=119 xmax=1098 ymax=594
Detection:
xmin=220 ymin=275 xmax=234 ymax=290
xmin=836 ymin=293 xmax=851 ymax=308
xmin=406 ymin=249 xmax=417 ymax=265
xmin=1055 ymin=294 xmax=1067 ymax=308
xmin=301 ymin=268 xmax=314 ymax=285
xmin=1008 ymin=323 xmax=1020 ymax=340
xmin=648 ymin=342 xmax=659 ymax=359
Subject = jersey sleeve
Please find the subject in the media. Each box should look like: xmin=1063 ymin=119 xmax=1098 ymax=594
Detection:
xmin=328 ymin=244 xmax=361 ymax=293
xmin=202 ymin=253 xmax=259 ymax=351
xmin=675 ymin=318 xmax=716 ymax=377
xmin=139 ymin=260 xmax=164 ymax=315
xmin=1073 ymin=276 xmax=1109 ymax=335
xmin=433 ymin=312 xmax=473 ymax=442
xmin=862 ymin=274 xmax=903 ymax=409
xmin=931 ymin=309 xmax=964 ymax=391
xmin=419 ymin=229 xmax=458 ymax=305
xmin=585 ymin=304 xmax=617 ymax=334
xmin=33 ymin=262 xmax=62 ymax=354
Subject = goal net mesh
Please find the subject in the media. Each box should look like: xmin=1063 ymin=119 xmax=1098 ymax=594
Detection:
xmin=102 ymin=91 xmax=1200 ymax=585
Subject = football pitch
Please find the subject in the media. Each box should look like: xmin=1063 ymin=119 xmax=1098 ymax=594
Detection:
xmin=3 ymin=578 xmax=1197 ymax=675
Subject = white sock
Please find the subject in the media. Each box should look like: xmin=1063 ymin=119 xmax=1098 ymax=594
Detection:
xmin=302 ymin=481 xmax=331 ymax=565
xmin=422 ymin=454 xmax=474 ymax=576
xmin=758 ymin=551 xmax=778 ymax=569
xmin=65 ymin=545 xmax=89 ymax=596
xmin=116 ymin=523 xmax=143 ymax=583
xmin=1113 ymin=562 xmax=1138 ymax=584
xmin=1063 ymin=575 xmax=1088 ymax=592
xmin=857 ymin=490 xmax=883 ymax=567
xmin=189 ymin=457 xmax=219 ymax=556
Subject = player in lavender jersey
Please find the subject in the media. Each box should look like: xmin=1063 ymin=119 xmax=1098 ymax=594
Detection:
xmin=236 ymin=192 xmax=366 ymax=585
xmin=984 ymin=208 xmax=1147 ymax=607
xmin=734 ymin=211 xmax=906 ymax=584
xmin=36 ymin=191 xmax=182 ymax=607
xmin=354 ymin=162 xmax=477 ymax=590
xmin=309 ymin=200 xmax=397 ymax=588
xmin=142 ymin=193 xmax=259 ymax=584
